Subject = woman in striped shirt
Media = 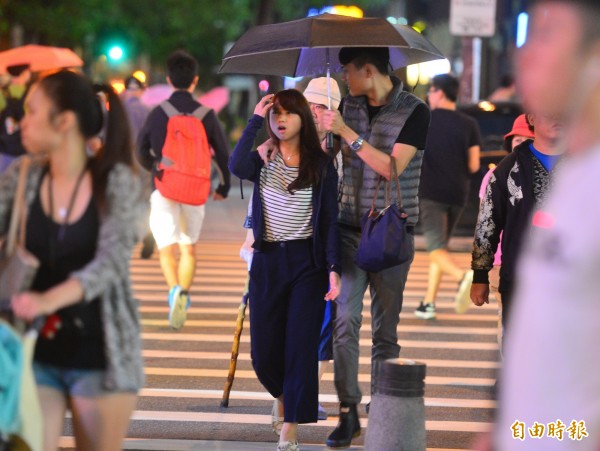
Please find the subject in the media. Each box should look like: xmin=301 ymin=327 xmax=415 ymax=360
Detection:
xmin=229 ymin=90 xmax=341 ymax=451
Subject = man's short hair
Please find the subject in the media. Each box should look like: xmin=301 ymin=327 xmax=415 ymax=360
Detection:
xmin=166 ymin=50 xmax=198 ymax=89
xmin=431 ymin=74 xmax=459 ymax=103
xmin=339 ymin=47 xmax=390 ymax=75
xmin=6 ymin=64 xmax=30 ymax=77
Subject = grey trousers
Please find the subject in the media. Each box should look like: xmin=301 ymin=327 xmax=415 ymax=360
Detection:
xmin=332 ymin=226 xmax=414 ymax=404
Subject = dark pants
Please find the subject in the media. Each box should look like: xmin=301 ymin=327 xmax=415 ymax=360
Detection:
xmin=249 ymin=239 xmax=328 ymax=424
xmin=333 ymin=226 xmax=414 ymax=404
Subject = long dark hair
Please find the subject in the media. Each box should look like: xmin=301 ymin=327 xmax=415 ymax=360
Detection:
xmin=38 ymin=71 xmax=133 ymax=210
xmin=266 ymin=89 xmax=328 ymax=193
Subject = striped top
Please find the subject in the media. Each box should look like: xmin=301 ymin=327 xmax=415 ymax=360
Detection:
xmin=259 ymin=153 xmax=313 ymax=242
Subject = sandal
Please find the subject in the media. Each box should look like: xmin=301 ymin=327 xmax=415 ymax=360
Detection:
xmin=271 ymin=399 xmax=284 ymax=435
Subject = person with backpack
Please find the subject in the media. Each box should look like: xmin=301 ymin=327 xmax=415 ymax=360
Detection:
xmin=137 ymin=50 xmax=231 ymax=330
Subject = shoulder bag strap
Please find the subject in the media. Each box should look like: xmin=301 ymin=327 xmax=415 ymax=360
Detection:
xmin=387 ymin=156 xmax=404 ymax=209
xmin=6 ymin=156 xmax=31 ymax=255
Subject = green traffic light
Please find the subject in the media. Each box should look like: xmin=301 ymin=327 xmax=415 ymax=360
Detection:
xmin=108 ymin=45 xmax=124 ymax=61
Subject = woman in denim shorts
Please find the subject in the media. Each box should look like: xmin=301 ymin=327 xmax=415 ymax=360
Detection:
xmin=4 ymin=71 xmax=145 ymax=451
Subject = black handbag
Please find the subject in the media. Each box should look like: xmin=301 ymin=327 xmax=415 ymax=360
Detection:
xmin=355 ymin=157 xmax=412 ymax=272
xmin=0 ymin=156 xmax=40 ymax=308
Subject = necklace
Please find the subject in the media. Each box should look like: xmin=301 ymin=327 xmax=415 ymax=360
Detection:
xmin=283 ymin=152 xmax=299 ymax=161
xmin=47 ymin=166 xmax=88 ymax=241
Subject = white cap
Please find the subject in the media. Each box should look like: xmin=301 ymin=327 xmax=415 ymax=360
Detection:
xmin=303 ymin=77 xmax=341 ymax=110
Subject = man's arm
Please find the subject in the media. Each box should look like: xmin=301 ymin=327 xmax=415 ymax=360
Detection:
xmin=468 ymin=145 xmax=481 ymax=174
xmin=321 ymin=104 xmax=429 ymax=179
xmin=204 ymin=111 xmax=231 ymax=198
xmin=136 ymin=110 xmax=158 ymax=172
xmin=470 ymin=169 xmax=507 ymax=305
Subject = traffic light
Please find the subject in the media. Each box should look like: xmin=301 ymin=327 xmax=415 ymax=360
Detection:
xmin=108 ymin=45 xmax=125 ymax=62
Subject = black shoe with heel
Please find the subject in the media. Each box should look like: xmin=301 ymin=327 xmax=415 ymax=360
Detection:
xmin=326 ymin=403 xmax=361 ymax=449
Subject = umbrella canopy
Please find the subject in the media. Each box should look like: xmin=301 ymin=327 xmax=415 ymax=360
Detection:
xmin=219 ymin=13 xmax=445 ymax=77
xmin=140 ymin=83 xmax=173 ymax=107
xmin=0 ymin=44 xmax=83 ymax=74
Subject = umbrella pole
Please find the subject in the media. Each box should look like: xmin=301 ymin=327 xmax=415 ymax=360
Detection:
xmin=220 ymin=277 xmax=249 ymax=408
xmin=325 ymin=49 xmax=334 ymax=151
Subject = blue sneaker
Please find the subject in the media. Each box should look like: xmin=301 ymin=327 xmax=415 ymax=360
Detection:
xmin=168 ymin=286 xmax=188 ymax=330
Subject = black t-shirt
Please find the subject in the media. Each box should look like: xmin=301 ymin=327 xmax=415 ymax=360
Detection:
xmin=338 ymin=99 xmax=430 ymax=150
xmin=418 ymin=108 xmax=482 ymax=206
xmin=26 ymin=174 xmax=106 ymax=369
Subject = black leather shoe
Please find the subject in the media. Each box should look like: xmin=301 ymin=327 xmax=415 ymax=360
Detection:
xmin=326 ymin=403 xmax=361 ymax=449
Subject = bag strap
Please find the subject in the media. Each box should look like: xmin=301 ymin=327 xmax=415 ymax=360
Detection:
xmin=159 ymin=100 xmax=180 ymax=118
xmin=369 ymin=156 xmax=404 ymax=214
xmin=160 ymin=100 xmax=211 ymax=122
xmin=386 ymin=156 xmax=403 ymax=209
xmin=6 ymin=156 xmax=31 ymax=255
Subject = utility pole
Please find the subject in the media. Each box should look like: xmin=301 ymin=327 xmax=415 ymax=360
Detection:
xmin=450 ymin=0 xmax=497 ymax=103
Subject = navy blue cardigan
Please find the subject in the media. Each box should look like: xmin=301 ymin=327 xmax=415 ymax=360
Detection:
xmin=229 ymin=115 xmax=341 ymax=275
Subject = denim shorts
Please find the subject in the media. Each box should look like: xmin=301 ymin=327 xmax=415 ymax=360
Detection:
xmin=33 ymin=362 xmax=135 ymax=397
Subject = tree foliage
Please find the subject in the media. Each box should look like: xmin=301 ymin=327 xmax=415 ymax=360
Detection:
xmin=0 ymin=0 xmax=388 ymax=86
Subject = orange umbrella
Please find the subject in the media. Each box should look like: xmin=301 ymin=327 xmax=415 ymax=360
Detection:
xmin=0 ymin=44 xmax=83 ymax=73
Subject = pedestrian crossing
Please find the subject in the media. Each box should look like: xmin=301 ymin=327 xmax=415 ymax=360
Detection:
xmin=59 ymin=239 xmax=498 ymax=450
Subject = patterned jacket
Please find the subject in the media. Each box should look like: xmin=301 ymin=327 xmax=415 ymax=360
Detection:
xmin=0 ymin=158 xmax=145 ymax=391
xmin=472 ymin=140 xmax=557 ymax=294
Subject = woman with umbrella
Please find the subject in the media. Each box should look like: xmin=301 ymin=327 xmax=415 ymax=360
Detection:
xmin=229 ymin=90 xmax=341 ymax=451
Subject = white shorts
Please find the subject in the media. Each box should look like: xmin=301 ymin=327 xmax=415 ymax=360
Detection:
xmin=149 ymin=190 xmax=206 ymax=249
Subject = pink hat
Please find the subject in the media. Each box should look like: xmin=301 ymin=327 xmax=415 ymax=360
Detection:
xmin=303 ymin=77 xmax=341 ymax=110
xmin=504 ymin=114 xmax=534 ymax=140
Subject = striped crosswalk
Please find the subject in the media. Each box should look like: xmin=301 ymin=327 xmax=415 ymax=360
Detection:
xmin=60 ymin=239 xmax=498 ymax=450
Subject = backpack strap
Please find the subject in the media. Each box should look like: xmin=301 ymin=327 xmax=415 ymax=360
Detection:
xmin=191 ymin=106 xmax=210 ymax=122
xmin=160 ymin=101 xmax=211 ymax=122
xmin=159 ymin=100 xmax=180 ymax=118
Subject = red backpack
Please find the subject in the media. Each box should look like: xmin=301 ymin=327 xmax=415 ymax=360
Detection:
xmin=154 ymin=101 xmax=212 ymax=205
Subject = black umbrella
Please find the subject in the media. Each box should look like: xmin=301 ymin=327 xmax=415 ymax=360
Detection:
xmin=219 ymin=13 xmax=445 ymax=104
xmin=220 ymin=13 xmax=444 ymax=147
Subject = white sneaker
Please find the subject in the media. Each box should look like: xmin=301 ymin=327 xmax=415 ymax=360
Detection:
xmin=455 ymin=270 xmax=474 ymax=314
xmin=277 ymin=440 xmax=299 ymax=451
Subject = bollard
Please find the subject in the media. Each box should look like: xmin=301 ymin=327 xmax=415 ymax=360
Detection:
xmin=365 ymin=358 xmax=427 ymax=451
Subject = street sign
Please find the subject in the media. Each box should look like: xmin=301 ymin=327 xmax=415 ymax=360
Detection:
xmin=450 ymin=0 xmax=497 ymax=37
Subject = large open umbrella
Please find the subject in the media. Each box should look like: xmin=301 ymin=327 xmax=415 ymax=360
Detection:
xmin=0 ymin=45 xmax=83 ymax=74
xmin=220 ymin=13 xmax=444 ymax=146
xmin=219 ymin=13 xmax=445 ymax=81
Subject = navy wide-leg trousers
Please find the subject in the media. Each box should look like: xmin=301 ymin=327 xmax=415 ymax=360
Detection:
xmin=249 ymin=239 xmax=328 ymax=424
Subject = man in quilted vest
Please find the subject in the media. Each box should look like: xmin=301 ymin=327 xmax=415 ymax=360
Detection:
xmin=320 ymin=47 xmax=430 ymax=448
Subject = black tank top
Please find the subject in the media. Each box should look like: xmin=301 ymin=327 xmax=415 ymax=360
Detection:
xmin=26 ymin=172 xmax=106 ymax=369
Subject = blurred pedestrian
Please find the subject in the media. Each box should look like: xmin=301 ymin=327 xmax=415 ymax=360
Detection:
xmin=122 ymin=74 xmax=150 ymax=146
xmin=414 ymin=74 xmax=481 ymax=320
xmin=3 ymin=70 xmax=144 ymax=451
xmin=137 ymin=50 xmax=231 ymax=330
xmin=488 ymin=0 xmax=600 ymax=450
xmin=476 ymin=114 xmax=535 ymax=351
xmin=0 ymin=64 xmax=33 ymax=172
xmin=229 ymin=90 xmax=341 ymax=451
xmin=470 ymin=112 xmax=564 ymax=343
xmin=319 ymin=47 xmax=430 ymax=449
xmin=487 ymin=74 xmax=518 ymax=103
xmin=121 ymin=73 xmax=155 ymax=259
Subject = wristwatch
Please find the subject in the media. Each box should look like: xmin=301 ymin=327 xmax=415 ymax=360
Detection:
xmin=349 ymin=136 xmax=364 ymax=152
